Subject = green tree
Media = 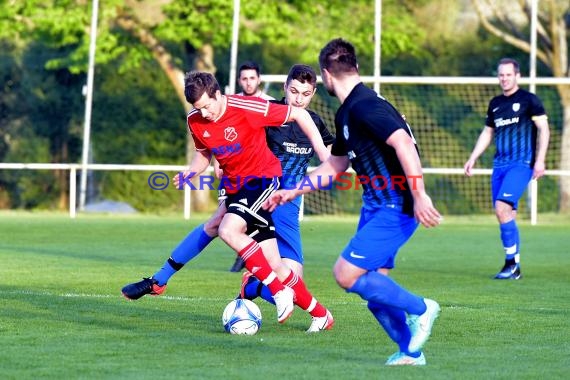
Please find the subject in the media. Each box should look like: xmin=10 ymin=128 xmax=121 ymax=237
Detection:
xmin=0 ymin=0 xmax=430 ymax=211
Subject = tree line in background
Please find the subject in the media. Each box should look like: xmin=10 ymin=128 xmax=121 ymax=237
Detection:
xmin=0 ymin=0 xmax=568 ymax=213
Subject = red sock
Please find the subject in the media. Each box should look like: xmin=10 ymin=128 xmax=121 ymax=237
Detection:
xmin=283 ymin=271 xmax=326 ymax=317
xmin=239 ymin=241 xmax=284 ymax=295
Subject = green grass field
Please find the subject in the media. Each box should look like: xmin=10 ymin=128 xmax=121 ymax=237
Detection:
xmin=1 ymin=211 xmax=569 ymax=379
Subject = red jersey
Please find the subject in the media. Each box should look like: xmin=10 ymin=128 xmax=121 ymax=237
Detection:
xmin=187 ymin=95 xmax=291 ymax=193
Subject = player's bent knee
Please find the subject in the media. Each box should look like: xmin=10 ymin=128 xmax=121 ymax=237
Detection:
xmin=333 ymin=259 xmax=363 ymax=289
xmin=495 ymin=202 xmax=514 ymax=223
xmin=203 ymin=222 xmax=219 ymax=237
xmin=333 ymin=269 xmax=354 ymax=290
xmin=334 ymin=275 xmax=354 ymax=290
xmin=217 ymin=225 xmax=236 ymax=245
xmin=204 ymin=214 xmax=223 ymax=233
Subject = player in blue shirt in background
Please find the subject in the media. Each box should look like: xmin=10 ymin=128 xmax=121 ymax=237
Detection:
xmin=464 ymin=58 xmax=550 ymax=280
xmin=265 ymin=38 xmax=442 ymax=366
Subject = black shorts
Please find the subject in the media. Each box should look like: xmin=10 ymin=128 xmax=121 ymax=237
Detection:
xmin=224 ymin=177 xmax=280 ymax=241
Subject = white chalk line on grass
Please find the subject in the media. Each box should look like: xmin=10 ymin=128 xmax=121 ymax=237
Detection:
xmin=0 ymin=289 xmax=221 ymax=302
xmin=0 ymin=289 xmax=355 ymax=305
xmin=2 ymin=291 xmax=560 ymax=312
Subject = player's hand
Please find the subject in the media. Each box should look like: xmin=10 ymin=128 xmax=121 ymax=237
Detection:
xmin=173 ymin=170 xmax=193 ymax=189
xmin=213 ymin=160 xmax=224 ymax=179
xmin=263 ymin=190 xmax=297 ymax=212
xmin=532 ymin=161 xmax=545 ymax=180
xmin=463 ymin=159 xmax=475 ymax=177
xmin=414 ymin=193 xmax=442 ymax=228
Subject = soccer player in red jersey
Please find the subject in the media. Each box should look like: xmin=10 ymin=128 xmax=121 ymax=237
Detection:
xmin=122 ymin=71 xmax=333 ymax=330
xmin=229 ymin=60 xmax=273 ymax=272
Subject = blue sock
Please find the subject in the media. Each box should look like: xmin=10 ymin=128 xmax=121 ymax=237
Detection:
xmin=500 ymin=220 xmax=518 ymax=261
xmin=368 ymin=301 xmax=418 ymax=355
xmin=244 ymin=277 xmax=275 ymax=305
xmin=347 ymin=271 xmax=426 ymax=315
xmin=153 ymin=224 xmax=214 ymax=285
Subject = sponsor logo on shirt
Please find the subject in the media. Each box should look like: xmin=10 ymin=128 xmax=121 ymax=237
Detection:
xmin=224 ymin=127 xmax=238 ymax=142
xmin=282 ymin=142 xmax=312 ymax=155
xmin=494 ymin=117 xmax=519 ymax=127
xmin=211 ymin=143 xmax=242 ymax=156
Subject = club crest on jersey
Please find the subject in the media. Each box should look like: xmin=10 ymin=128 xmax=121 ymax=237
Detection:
xmin=343 ymin=125 xmax=349 ymax=140
xmin=512 ymin=103 xmax=520 ymax=112
xmin=224 ymin=127 xmax=238 ymax=142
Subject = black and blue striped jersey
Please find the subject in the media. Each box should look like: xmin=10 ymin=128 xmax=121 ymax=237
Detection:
xmin=331 ymin=83 xmax=417 ymax=215
xmin=486 ymin=88 xmax=546 ymax=167
xmin=266 ymin=98 xmax=335 ymax=189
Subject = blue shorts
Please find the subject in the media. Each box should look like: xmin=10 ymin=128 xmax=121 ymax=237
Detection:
xmin=274 ymin=196 xmax=303 ymax=264
xmin=341 ymin=206 xmax=418 ymax=271
xmin=491 ymin=164 xmax=533 ymax=210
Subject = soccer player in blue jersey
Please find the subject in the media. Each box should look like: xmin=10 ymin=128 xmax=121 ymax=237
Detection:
xmin=265 ymin=38 xmax=442 ymax=366
xmin=464 ymin=58 xmax=550 ymax=280
xmin=238 ymin=64 xmax=335 ymax=303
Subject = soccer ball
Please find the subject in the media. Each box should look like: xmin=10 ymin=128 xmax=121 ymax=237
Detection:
xmin=222 ymin=299 xmax=262 ymax=335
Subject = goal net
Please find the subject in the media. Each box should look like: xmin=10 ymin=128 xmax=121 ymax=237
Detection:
xmin=263 ymin=76 xmax=564 ymax=217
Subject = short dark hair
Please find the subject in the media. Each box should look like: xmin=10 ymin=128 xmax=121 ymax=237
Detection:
xmin=238 ymin=61 xmax=261 ymax=76
xmin=286 ymin=64 xmax=317 ymax=87
xmin=498 ymin=58 xmax=520 ymax=74
xmin=184 ymin=71 xmax=220 ymax=104
xmin=319 ymin=38 xmax=358 ymax=76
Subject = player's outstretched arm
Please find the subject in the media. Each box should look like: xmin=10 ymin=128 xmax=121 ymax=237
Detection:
xmin=288 ymin=107 xmax=330 ymax=162
xmin=173 ymin=149 xmax=211 ymax=189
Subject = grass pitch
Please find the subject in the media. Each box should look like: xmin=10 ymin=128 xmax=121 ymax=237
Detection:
xmin=0 ymin=211 xmax=568 ymax=379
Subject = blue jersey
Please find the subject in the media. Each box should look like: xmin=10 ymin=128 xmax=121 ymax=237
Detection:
xmin=331 ymin=83 xmax=416 ymax=215
xmin=486 ymin=88 xmax=546 ymax=167
xmin=266 ymin=98 xmax=335 ymax=189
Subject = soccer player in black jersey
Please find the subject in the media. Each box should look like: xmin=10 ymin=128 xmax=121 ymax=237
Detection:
xmin=464 ymin=58 xmax=550 ymax=280
xmin=265 ymin=38 xmax=442 ymax=366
